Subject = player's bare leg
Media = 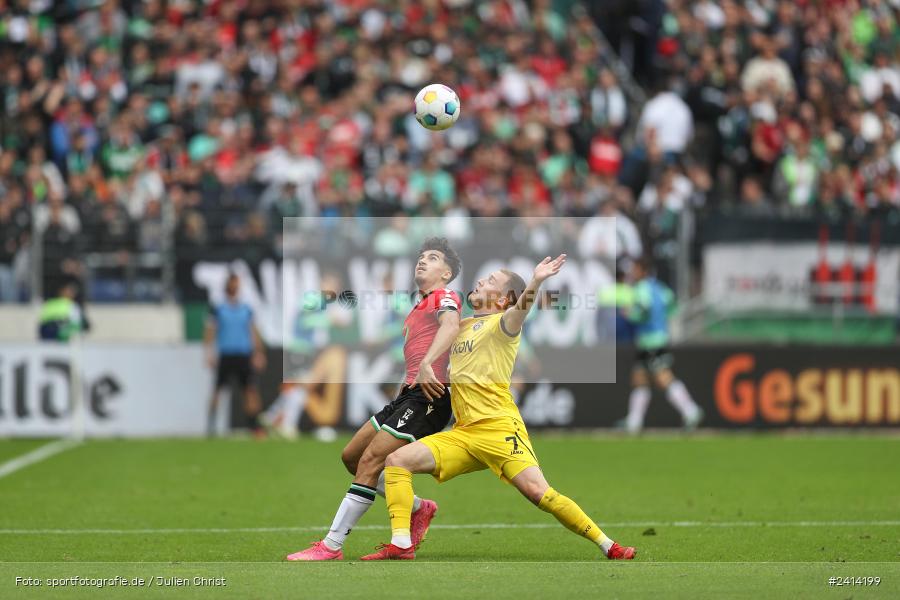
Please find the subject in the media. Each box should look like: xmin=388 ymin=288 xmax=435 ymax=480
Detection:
xmin=622 ymin=367 xmax=651 ymax=433
xmin=261 ymin=383 xmax=308 ymax=439
xmin=207 ymin=385 xmax=225 ymax=437
xmin=337 ymin=433 xmax=432 ymax=550
xmin=360 ymin=441 xmax=437 ymax=560
xmin=287 ymin=424 xmax=382 ymax=562
xmin=243 ymin=384 xmax=263 ymax=435
xmin=512 ymin=466 xmax=636 ymax=560
xmin=340 ymin=421 xmax=379 ymax=475
xmin=288 ymin=433 xmax=432 ymax=561
xmin=383 ymin=441 xmax=437 ymax=474
xmin=353 ymin=430 xmax=408 ymax=487
xmin=286 ymin=424 xmax=379 ymax=560
xmin=653 ymin=368 xmax=703 ymax=429
xmin=341 ymin=422 xmax=428 ymax=516
xmin=286 ymin=423 xmax=378 ymax=561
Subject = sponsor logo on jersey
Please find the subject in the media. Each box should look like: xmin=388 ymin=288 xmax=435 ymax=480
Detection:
xmin=426 ymin=404 xmax=435 ymax=415
xmin=451 ymin=339 xmax=474 ymax=355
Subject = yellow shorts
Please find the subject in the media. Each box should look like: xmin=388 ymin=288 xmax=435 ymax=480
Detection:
xmin=419 ymin=417 xmax=539 ymax=484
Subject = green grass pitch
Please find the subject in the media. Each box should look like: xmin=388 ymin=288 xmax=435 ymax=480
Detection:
xmin=1 ymin=434 xmax=898 ymax=599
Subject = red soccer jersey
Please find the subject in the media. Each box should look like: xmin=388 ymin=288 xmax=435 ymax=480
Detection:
xmin=402 ymin=288 xmax=462 ymax=386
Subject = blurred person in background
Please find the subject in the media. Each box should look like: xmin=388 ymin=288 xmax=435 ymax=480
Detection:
xmin=619 ymin=257 xmax=703 ymax=433
xmin=0 ymin=185 xmax=31 ymax=302
xmin=38 ymin=193 xmax=83 ymax=303
xmin=597 ymin=259 xmax=635 ymax=344
xmin=635 ymin=79 xmax=694 ymax=162
xmin=38 ymin=279 xmax=87 ymax=342
xmin=261 ymin=270 xmax=357 ymax=440
xmin=741 ymin=35 xmax=796 ymax=100
xmin=578 ymin=195 xmax=642 ymax=262
xmin=773 ymin=137 xmax=820 ymax=209
xmin=591 ymin=69 xmax=628 ymax=134
xmin=737 ymin=174 xmax=776 ymax=216
xmin=205 ymin=273 xmax=266 ymax=437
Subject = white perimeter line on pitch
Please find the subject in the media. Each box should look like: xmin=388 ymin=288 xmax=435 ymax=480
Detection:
xmin=2 ymin=521 xmax=900 ymax=535
xmin=0 ymin=439 xmax=81 ymax=480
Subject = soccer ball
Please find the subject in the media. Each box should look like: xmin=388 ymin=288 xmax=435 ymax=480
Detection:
xmin=414 ymin=84 xmax=461 ymax=131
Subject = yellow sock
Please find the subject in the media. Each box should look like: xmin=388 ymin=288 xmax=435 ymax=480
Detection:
xmin=538 ymin=487 xmax=612 ymax=551
xmin=384 ymin=466 xmax=414 ymax=547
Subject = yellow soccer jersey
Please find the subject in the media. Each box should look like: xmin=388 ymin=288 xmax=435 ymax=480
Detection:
xmin=449 ymin=312 xmax=523 ymax=426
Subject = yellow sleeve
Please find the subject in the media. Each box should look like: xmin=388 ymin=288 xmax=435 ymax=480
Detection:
xmin=492 ymin=313 xmax=520 ymax=343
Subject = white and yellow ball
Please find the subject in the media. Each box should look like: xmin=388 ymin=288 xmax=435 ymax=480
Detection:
xmin=414 ymin=83 xmax=461 ymax=131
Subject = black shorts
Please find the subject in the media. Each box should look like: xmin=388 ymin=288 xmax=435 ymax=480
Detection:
xmin=635 ymin=347 xmax=674 ymax=374
xmin=216 ymin=354 xmax=253 ymax=387
xmin=370 ymin=385 xmax=452 ymax=442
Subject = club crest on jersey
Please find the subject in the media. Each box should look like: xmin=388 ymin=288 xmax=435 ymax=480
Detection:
xmin=397 ymin=408 xmax=414 ymax=428
xmin=473 ymin=321 xmax=483 ymax=331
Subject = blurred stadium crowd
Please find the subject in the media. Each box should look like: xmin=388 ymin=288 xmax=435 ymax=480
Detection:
xmin=1 ymin=0 xmax=899 ymax=302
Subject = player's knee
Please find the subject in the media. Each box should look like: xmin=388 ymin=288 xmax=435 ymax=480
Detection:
xmin=384 ymin=450 xmax=405 ymax=469
xmin=631 ymin=371 xmax=648 ymax=387
xmin=654 ymin=370 xmax=673 ymax=388
xmin=356 ymin=448 xmax=386 ymax=478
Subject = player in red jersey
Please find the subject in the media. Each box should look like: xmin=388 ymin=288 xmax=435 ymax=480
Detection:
xmin=287 ymin=237 xmax=462 ymax=561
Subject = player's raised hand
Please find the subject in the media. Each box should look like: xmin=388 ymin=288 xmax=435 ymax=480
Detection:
xmin=533 ymin=254 xmax=567 ymax=283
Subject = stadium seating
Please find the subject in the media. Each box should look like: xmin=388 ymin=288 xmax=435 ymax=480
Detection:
xmin=0 ymin=0 xmax=898 ymax=302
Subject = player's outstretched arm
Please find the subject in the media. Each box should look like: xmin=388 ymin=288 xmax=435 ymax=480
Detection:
xmin=414 ymin=309 xmax=460 ymax=399
xmin=501 ymin=254 xmax=567 ymax=336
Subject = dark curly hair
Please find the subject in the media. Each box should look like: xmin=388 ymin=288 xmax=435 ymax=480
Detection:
xmin=418 ymin=237 xmax=461 ymax=283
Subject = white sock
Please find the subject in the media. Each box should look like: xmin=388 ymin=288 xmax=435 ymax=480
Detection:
xmin=626 ymin=386 xmax=651 ymax=430
xmin=280 ymin=387 xmax=307 ymax=431
xmin=262 ymin=395 xmax=282 ymax=421
xmin=597 ymin=533 xmax=614 ymax=555
xmin=666 ymin=379 xmax=700 ymax=420
xmin=376 ymin=471 xmax=422 ymax=512
xmin=390 ymin=533 xmax=412 ymax=549
xmin=323 ymin=484 xmax=376 ymax=551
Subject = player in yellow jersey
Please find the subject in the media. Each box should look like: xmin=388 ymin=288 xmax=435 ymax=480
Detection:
xmin=361 ymin=254 xmax=636 ymax=561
